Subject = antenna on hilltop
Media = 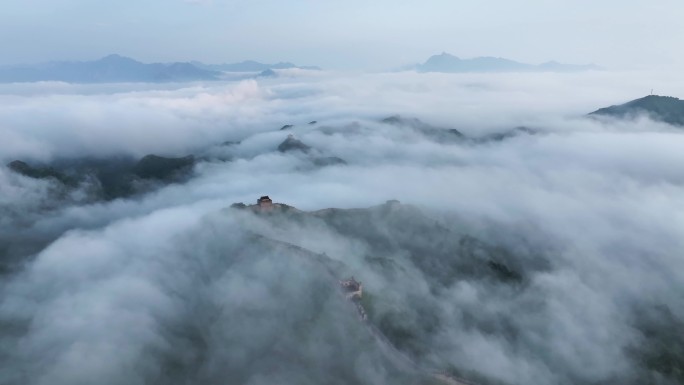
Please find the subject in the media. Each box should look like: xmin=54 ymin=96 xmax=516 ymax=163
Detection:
xmin=651 ymin=89 xmax=654 ymax=95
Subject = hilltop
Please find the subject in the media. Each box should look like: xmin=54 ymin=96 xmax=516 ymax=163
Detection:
xmin=589 ymin=95 xmax=684 ymax=126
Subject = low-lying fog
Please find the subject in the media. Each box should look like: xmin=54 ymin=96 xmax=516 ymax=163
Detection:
xmin=1 ymin=70 xmax=683 ymax=385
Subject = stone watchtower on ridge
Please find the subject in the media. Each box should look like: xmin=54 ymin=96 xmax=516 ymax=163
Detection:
xmin=339 ymin=277 xmax=363 ymax=300
xmin=257 ymin=195 xmax=273 ymax=211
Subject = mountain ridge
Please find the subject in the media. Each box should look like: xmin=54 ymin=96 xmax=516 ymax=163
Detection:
xmin=0 ymin=54 xmax=321 ymax=83
xmin=408 ymin=52 xmax=600 ymax=73
xmin=193 ymin=60 xmax=321 ymax=72
xmin=589 ymin=95 xmax=684 ymax=126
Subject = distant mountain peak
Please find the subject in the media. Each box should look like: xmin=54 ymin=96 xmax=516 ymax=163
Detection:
xmin=101 ymin=53 xmax=127 ymax=60
xmin=423 ymin=52 xmax=460 ymax=64
xmin=412 ymin=53 xmax=600 ymax=73
xmin=98 ymin=54 xmax=138 ymax=63
xmin=437 ymin=52 xmax=457 ymax=58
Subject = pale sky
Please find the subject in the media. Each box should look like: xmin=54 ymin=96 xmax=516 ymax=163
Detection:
xmin=1 ymin=0 xmax=682 ymax=70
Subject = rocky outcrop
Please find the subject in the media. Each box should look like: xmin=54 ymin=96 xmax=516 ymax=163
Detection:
xmin=277 ymin=135 xmax=312 ymax=153
xmin=7 ymin=160 xmax=77 ymax=186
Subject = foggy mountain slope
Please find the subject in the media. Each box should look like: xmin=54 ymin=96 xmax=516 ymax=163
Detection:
xmin=5 ymin=153 xmax=196 ymax=201
xmin=2 ymin=166 xmax=683 ymax=385
xmin=589 ymin=95 xmax=684 ymax=127
xmin=0 ymin=130 xmax=350 ymax=273
xmin=0 ymin=154 xmax=198 ymax=271
xmin=0 ymin=207 xmax=430 ymax=385
xmin=380 ymin=116 xmax=466 ymax=144
xmin=378 ymin=116 xmax=538 ymax=144
xmin=226 ymin=200 xmax=684 ymax=385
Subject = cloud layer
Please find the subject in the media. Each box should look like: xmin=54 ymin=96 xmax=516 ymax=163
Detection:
xmin=1 ymin=70 xmax=683 ymax=385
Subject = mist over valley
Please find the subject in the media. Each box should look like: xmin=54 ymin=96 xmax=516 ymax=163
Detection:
xmin=2 ymin=1 xmax=684 ymax=383
xmin=1 ymin=67 xmax=683 ymax=385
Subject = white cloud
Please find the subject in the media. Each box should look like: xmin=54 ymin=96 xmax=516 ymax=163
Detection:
xmin=1 ymin=70 xmax=683 ymax=385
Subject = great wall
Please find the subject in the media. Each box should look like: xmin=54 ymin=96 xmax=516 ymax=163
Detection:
xmin=235 ymin=196 xmax=479 ymax=385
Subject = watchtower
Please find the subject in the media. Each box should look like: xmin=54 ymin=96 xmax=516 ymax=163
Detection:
xmin=257 ymin=196 xmax=273 ymax=210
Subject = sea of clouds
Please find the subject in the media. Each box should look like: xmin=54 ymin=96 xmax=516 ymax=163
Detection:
xmin=0 ymin=69 xmax=683 ymax=385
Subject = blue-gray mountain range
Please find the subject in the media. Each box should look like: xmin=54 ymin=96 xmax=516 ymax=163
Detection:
xmin=407 ymin=52 xmax=601 ymax=73
xmin=0 ymin=54 xmax=320 ymax=83
xmin=192 ymin=60 xmax=321 ymax=72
